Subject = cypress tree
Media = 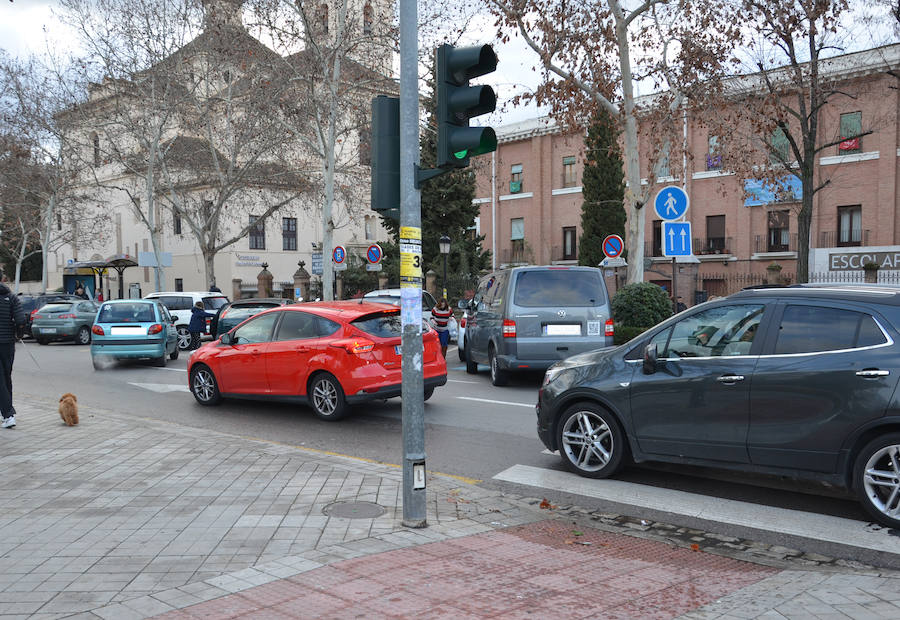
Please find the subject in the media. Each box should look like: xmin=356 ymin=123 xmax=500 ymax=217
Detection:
xmin=579 ymin=108 xmax=626 ymax=267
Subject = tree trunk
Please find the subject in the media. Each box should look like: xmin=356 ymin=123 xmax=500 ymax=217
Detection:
xmin=146 ymin=161 xmax=164 ymax=292
xmin=41 ymin=193 xmax=55 ymax=292
xmin=203 ymin=246 xmax=215 ymax=292
xmin=797 ymin=176 xmax=814 ymax=283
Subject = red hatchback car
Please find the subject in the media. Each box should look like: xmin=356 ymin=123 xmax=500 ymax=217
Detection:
xmin=187 ymin=301 xmax=447 ymax=420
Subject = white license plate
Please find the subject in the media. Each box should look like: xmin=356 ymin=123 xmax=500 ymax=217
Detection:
xmin=42 ymin=327 xmax=57 ymax=334
xmin=110 ymin=326 xmax=145 ymax=335
xmin=394 ymin=345 xmax=402 ymax=354
xmin=544 ymin=324 xmax=581 ymax=336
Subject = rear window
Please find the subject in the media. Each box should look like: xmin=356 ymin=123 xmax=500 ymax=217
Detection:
xmin=514 ymin=269 xmax=605 ymax=307
xmin=39 ymin=303 xmax=74 ymax=313
xmin=203 ymin=296 xmax=229 ymax=310
xmin=352 ymin=311 xmax=402 ymax=338
xmin=226 ymin=305 xmax=273 ymax=321
xmin=98 ymin=303 xmax=157 ymax=323
xmin=774 ymin=305 xmax=887 ymax=354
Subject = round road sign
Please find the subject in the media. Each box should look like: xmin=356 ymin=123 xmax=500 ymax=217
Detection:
xmin=332 ymin=245 xmax=346 ymax=264
xmin=366 ymin=244 xmax=383 ymax=264
xmin=602 ymin=235 xmax=625 ymax=259
xmin=654 ymin=185 xmax=690 ymax=221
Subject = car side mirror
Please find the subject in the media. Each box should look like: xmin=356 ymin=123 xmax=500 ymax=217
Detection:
xmin=643 ymin=343 xmax=658 ymax=375
xmin=457 ymin=299 xmax=467 ymax=310
xmin=220 ymin=333 xmax=233 ymax=345
xmin=171 ymin=318 xmax=177 ymax=324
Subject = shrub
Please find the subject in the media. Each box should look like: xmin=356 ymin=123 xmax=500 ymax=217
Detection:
xmin=611 ymin=282 xmax=672 ymax=328
xmin=613 ymin=325 xmax=649 ymax=345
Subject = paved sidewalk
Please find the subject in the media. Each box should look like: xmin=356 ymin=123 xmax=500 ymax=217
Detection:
xmin=0 ymin=396 xmax=898 ymax=619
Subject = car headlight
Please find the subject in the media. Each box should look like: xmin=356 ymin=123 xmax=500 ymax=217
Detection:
xmin=542 ymin=365 xmax=565 ymax=387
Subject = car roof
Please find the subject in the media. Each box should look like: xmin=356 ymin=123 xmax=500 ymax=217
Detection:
xmin=229 ymin=297 xmax=291 ymax=305
xmin=101 ymin=299 xmax=159 ymax=304
xmin=364 ymin=289 xmax=402 ymax=297
xmin=145 ymin=291 xmax=227 ymax=296
xmin=730 ymin=284 xmax=900 ymax=306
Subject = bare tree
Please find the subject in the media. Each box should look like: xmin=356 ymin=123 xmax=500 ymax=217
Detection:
xmin=487 ymin=0 xmax=739 ymax=283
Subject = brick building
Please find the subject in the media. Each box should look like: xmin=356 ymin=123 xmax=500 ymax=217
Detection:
xmin=473 ymin=44 xmax=900 ymax=304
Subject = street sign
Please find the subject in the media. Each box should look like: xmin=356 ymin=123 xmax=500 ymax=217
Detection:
xmin=333 ymin=262 xmax=348 ymax=271
xmin=332 ymin=245 xmax=346 ymax=264
xmin=654 ymin=185 xmax=689 ymax=221
xmin=662 ymin=221 xmax=693 ymax=257
xmin=366 ymin=243 xmax=383 ymax=264
xmin=601 ymin=234 xmax=624 ymax=259
xmin=311 ymin=252 xmax=323 ymax=275
xmin=366 ymin=263 xmax=383 ymax=271
xmin=600 ymin=257 xmax=627 ymax=268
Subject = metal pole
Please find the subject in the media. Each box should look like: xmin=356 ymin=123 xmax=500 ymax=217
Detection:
xmin=399 ymin=0 xmax=426 ymax=528
xmin=442 ymin=253 xmax=448 ymax=300
xmin=672 ymin=257 xmax=678 ymax=313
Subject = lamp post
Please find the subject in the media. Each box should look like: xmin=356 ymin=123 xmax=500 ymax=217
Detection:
xmin=439 ymin=235 xmax=451 ymax=300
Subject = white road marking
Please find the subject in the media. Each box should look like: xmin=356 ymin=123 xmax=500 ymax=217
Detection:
xmin=128 ymin=382 xmax=190 ymax=393
xmin=150 ymin=367 xmax=187 ymax=372
xmin=456 ymin=396 xmax=534 ymax=408
xmin=492 ymin=464 xmax=899 ymax=555
xmin=447 ymin=379 xmax=479 ymax=384
xmin=541 ymin=449 xmax=559 ymax=455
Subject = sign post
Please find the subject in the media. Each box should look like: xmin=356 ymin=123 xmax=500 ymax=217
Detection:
xmin=601 ymin=234 xmax=626 ymax=292
xmin=332 ymin=245 xmax=347 ymax=271
xmin=366 ymin=244 xmax=383 ymax=272
xmin=655 ymin=186 xmax=692 ymax=312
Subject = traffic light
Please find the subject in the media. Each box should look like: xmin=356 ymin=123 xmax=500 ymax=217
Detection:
xmin=370 ymin=95 xmax=400 ymax=218
xmin=436 ymin=43 xmax=498 ymax=169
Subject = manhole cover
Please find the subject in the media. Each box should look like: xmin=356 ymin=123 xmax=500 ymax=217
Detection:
xmin=323 ymin=501 xmax=386 ymax=519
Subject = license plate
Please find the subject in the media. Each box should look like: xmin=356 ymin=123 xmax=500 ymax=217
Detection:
xmin=43 ymin=327 xmax=57 ymax=334
xmin=394 ymin=345 xmax=402 ymax=354
xmin=111 ymin=326 xmax=145 ymax=335
xmin=544 ymin=324 xmax=581 ymax=336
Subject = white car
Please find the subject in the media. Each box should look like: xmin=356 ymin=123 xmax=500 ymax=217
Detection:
xmin=143 ymin=291 xmax=230 ymax=350
xmin=363 ymin=289 xmax=457 ymax=342
xmin=456 ymin=302 xmax=469 ymax=361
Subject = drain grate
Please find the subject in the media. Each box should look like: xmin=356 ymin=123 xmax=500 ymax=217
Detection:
xmin=323 ymin=501 xmax=386 ymax=519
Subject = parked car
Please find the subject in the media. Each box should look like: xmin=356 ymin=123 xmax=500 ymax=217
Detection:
xmin=462 ymin=266 xmax=614 ymax=386
xmin=211 ymin=298 xmax=295 ymax=338
xmin=456 ymin=305 xmax=469 ymax=361
xmin=91 ymin=299 xmax=179 ymax=369
xmin=537 ymin=284 xmax=900 ymax=528
xmin=20 ymin=293 xmax=82 ymax=338
xmin=30 ymin=300 xmax=100 ymax=345
xmin=143 ymin=291 xmax=229 ymax=350
xmin=363 ymin=289 xmax=458 ymax=342
xmin=188 ymin=301 xmax=448 ymax=420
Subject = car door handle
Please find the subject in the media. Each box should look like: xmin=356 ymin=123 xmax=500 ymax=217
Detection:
xmin=856 ymin=369 xmax=890 ymax=378
xmin=716 ymin=374 xmax=745 ymax=383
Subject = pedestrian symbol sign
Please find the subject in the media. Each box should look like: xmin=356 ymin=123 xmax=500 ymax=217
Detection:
xmin=602 ymin=234 xmax=624 ymax=259
xmin=662 ymin=221 xmax=692 ymax=257
xmin=654 ymin=185 xmax=689 ymax=221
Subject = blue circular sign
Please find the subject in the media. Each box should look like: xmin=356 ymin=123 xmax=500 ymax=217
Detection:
xmin=654 ymin=185 xmax=690 ymax=221
xmin=332 ymin=246 xmax=346 ymax=264
xmin=602 ymin=235 xmax=624 ymax=258
xmin=366 ymin=244 xmax=382 ymax=264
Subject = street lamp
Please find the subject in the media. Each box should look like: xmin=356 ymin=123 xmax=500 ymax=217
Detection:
xmin=439 ymin=234 xmax=451 ymax=300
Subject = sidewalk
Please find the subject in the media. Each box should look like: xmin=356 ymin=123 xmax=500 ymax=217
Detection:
xmin=0 ymin=397 xmax=897 ymax=619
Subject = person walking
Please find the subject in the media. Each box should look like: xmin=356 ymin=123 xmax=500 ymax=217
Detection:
xmin=430 ymin=297 xmax=453 ymax=359
xmin=209 ymin=280 xmax=222 ymax=293
xmin=0 ymin=269 xmax=26 ymax=429
xmin=188 ymin=301 xmax=215 ymax=350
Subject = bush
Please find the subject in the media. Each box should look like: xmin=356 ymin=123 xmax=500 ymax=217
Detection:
xmin=611 ymin=282 xmax=672 ymax=328
xmin=613 ymin=325 xmax=649 ymax=345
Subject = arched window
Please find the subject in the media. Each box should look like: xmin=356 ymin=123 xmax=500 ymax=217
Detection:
xmin=363 ymin=3 xmax=373 ymax=34
xmin=316 ymin=4 xmax=328 ymax=35
xmin=91 ymin=132 xmax=100 ymax=166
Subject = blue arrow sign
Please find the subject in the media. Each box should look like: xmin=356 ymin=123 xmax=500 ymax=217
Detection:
xmin=662 ymin=221 xmax=692 ymax=257
xmin=654 ymin=185 xmax=689 ymax=221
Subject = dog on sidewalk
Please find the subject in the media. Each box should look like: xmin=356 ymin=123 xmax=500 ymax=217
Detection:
xmin=58 ymin=393 xmax=79 ymax=426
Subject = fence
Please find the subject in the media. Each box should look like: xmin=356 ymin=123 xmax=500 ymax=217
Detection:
xmin=809 ymin=271 xmax=900 ymax=284
xmin=697 ymin=271 xmax=797 ymax=299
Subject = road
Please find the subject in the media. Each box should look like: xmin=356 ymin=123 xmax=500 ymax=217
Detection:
xmin=12 ymin=338 xmax=894 ymax=564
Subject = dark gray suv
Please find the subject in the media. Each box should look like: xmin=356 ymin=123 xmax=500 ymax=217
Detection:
xmin=536 ymin=285 xmax=900 ymax=527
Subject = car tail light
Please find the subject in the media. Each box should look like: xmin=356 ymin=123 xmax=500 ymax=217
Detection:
xmin=30 ymin=309 xmax=38 ymax=317
xmin=330 ymin=338 xmax=375 ymax=354
xmin=58 ymin=313 xmax=77 ymax=319
xmin=148 ymin=324 xmax=164 ymax=335
xmin=502 ymin=319 xmax=516 ymax=338
xmin=460 ymin=316 xmax=467 ymax=328
xmin=605 ymin=319 xmax=615 ymax=337
xmin=91 ymin=325 xmax=105 ymax=336
xmin=32 ymin=314 xmax=43 ymax=320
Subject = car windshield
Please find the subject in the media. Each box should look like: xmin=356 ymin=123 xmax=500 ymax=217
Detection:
xmin=203 ymin=296 xmax=229 ymax=310
xmin=363 ymin=297 xmax=401 ymax=306
xmin=352 ymin=311 xmax=402 ymax=338
xmin=98 ymin=303 xmax=156 ymax=323
xmin=39 ymin=303 xmax=74 ymax=314
xmin=514 ymin=270 xmax=604 ymax=307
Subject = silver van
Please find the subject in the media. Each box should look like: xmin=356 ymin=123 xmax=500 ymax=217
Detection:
xmin=463 ymin=266 xmax=614 ymax=385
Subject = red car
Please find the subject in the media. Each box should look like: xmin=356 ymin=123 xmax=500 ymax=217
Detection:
xmin=187 ymin=301 xmax=447 ymax=420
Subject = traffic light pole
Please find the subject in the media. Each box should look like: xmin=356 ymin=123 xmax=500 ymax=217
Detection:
xmin=399 ymin=0 xmax=426 ymax=528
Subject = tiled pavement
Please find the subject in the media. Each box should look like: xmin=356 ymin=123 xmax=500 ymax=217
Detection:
xmin=2 ymin=396 xmax=899 ymax=619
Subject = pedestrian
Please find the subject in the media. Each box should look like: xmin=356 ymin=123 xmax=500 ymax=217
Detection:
xmin=189 ymin=301 xmax=215 ymax=350
xmin=96 ymin=289 xmax=104 ymax=302
xmin=209 ymin=280 xmax=222 ymax=293
xmin=0 ymin=268 xmax=26 ymax=429
xmin=675 ymin=296 xmax=687 ymax=313
xmin=74 ymin=282 xmax=88 ymax=299
xmin=430 ymin=297 xmax=453 ymax=359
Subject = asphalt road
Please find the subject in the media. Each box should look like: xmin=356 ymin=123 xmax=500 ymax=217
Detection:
xmin=12 ymin=338 xmax=875 ymax=544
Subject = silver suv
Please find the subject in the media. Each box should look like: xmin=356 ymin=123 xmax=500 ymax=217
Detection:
xmin=143 ymin=291 xmax=229 ymax=350
xmin=463 ymin=266 xmax=613 ymax=385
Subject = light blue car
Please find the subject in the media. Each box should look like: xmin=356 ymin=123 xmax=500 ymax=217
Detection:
xmin=90 ymin=300 xmax=179 ymax=369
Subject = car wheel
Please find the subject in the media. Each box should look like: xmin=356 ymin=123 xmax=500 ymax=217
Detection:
xmin=854 ymin=433 xmax=900 ymax=528
xmin=169 ymin=347 xmax=179 ymax=361
xmin=457 ymin=337 xmax=465 ymax=362
xmin=190 ymin=364 xmax=222 ymax=406
xmin=557 ymin=403 xmax=626 ymax=479
xmin=76 ymin=325 xmax=91 ymax=345
xmin=36 ymin=338 xmax=48 ymax=345
xmin=489 ymin=346 xmax=508 ymax=386
xmin=465 ymin=342 xmax=478 ymax=374
xmin=309 ymin=373 xmax=347 ymax=421
xmin=176 ymin=326 xmax=191 ymax=351
xmin=424 ymin=387 xmax=435 ymax=402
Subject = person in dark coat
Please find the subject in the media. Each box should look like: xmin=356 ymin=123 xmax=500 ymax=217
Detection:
xmin=188 ymin=301 xmax=215 ymax=350
xmin=0 ymin=269 xmax=26 ymax=428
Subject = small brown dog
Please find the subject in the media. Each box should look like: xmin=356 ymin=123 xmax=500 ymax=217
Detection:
xmin=59 ymin=393 xmax=79 ymax=426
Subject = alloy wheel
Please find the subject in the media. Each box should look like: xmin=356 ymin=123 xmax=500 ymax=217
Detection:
xmin=313 ymin=379 xmax=338 ymax=416
xmin=862 ymin=443 xmax=900 ymax=521
xmin=177 ymin=327 xmax=191 ymax=350
xmin=192 ymin=368 xmax=216 ymax=402
xmin=77 ymin=326 xmax=91 ymax=345
xmin=561 ymin=410 xmax=614 ymax=473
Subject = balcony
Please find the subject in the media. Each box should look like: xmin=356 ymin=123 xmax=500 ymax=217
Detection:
xmin=500 ymin=247 xmax=529 ymax=264
xmin=694 ymin=237 xmax=732 ymax=255
xmin=754 ymin=233 xmax=798 ymax=254
xmin=819 ymin=229 xmax=869 ymax=248
xmin=645 ymin=242 xmax=663 ymax=258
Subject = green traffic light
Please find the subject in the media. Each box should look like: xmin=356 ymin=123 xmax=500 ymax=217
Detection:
xmin=454 ymin=150 xmax=468 ymax=159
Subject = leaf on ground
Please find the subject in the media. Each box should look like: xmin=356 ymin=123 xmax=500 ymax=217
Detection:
xmin=539 ymin=498 xmax=557 ymax=510
xmin=690 ymin=543 xmax=701 ymax=552
xmin=572 ymin=530 xmax=583 ymax=536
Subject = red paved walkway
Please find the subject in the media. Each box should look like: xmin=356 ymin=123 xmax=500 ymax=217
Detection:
xmin=157 ymin=520 xmax=776 ymax=619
